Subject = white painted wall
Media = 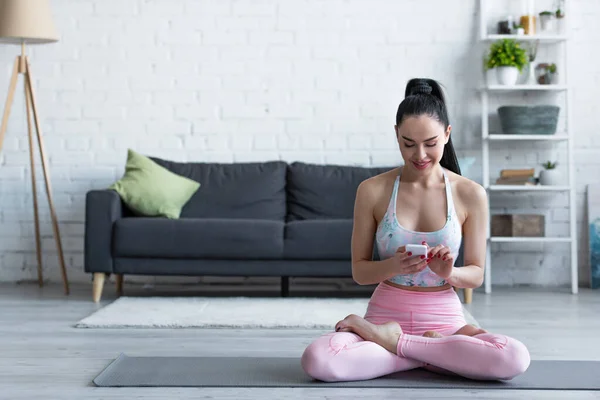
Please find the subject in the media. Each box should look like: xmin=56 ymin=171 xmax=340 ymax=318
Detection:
xmin=0 ymin=0 xmax=598 ymax=287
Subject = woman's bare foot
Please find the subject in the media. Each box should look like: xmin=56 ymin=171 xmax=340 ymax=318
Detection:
xmin=422 ymin=325 xmax=487 ymax=339
xmin=452 ymin=324 xmax=488 ymax=337
xmin=334 ymin=314 xmax=403 ymax=354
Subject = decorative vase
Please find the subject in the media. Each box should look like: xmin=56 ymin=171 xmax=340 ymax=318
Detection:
xmin=528 ymin=62 xmax=537 ymax=84
xmin=539 ymin=169 xmax=563 ymax=185
xmin=520 ymin=15 xmax=536 ymax=35
xmin=496 ymin=66 xmax=519 ymax=85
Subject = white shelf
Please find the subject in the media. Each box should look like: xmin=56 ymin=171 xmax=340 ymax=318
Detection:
xmin=483 ymin=34 xmax=567 ymax=43
xmin=488 ymin=185 xmax=571 ymax=191
xmin=490 ymin=237 xmax=572 ymax=243
xmin=487 ymin=134 xmax=569 ymax=141
xmin=479 ymin=0 xmax=577 ymax=296
xmin=486 ymin=84 xmax=567 ymax=91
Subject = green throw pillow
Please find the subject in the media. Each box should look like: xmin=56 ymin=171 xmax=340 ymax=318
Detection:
xmin=109 ymin=149 xmax=200 ymax=219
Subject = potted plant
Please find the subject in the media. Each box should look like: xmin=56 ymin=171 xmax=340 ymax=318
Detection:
xmin=555 ymin=0 xmax=565 ymax=18
xmin=535 ymin=63 xmax=558 ymax=84
xmin=513 ymin=22 xmax=525 ymax=35
xmin=547 ymin=63 xmax=558 ymax=83
xmin=555 ymin=1 xmax=565 ymax=33
xmin=539 ymin=11 xmax=555 ymax=32
xmin=485 ymin=39 xmax=528 ymax=85
xmin=539 ymin=161 xmax=563 ymax=185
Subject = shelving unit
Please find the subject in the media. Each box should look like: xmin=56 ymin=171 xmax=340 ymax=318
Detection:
xmin=488 ymin=185 xmax=571 ymax=191
xmin=490 ymin=237 xmax=572 ymax=243
xmin=479 ymin=0 xmax=578 ymax=294
xmin=484 ymin=34 xmax=567 ymax=43
xmin=487 ymin=84 xmax=567 ymax=91
xmin=488 ymin=134 xmax=569 ymax=141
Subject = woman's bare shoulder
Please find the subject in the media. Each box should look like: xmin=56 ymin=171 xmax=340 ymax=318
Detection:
xmin=355 ymin=168 xmax=399 ymax=206
xmin=358 ymin=168 xmax=399 ymax=193
xmin=445 ymin=169 xmax=487 ymax=208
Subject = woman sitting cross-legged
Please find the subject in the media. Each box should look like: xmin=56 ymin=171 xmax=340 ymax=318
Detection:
xmin=300 ymin=78 xmax=531 ymax=382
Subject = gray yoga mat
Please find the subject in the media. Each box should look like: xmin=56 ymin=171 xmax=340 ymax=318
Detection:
xmin=93 ymin=354 xmax=600 ymax=390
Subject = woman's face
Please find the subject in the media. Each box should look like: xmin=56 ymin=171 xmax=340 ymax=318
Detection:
xmin=395 ymin=115 xmax=451 ymax=173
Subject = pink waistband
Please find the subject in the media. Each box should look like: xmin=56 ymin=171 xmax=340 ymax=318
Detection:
xmin=363 ymin=283 xmax=466 ymax=335
xmin=369 ymin=282 xmax=462 ymax=310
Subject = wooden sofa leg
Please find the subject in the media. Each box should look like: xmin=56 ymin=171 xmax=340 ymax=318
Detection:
xmin=281 ymin=276 xmax=289 ymax=297
xmin=115 ymin=274 xmax=123 ymax=297
xmin=463 ymin=288 xmax=473 ymax=304
xmin=92 ymin=273 xmax=106 ymax=303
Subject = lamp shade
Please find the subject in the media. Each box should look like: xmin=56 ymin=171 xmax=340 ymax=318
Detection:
xmin=0 ymin=0 xmax=58 ymax=44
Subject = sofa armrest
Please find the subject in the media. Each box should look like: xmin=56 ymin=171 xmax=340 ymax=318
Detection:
xmin=84 ymin=189 xmax=124 ymax=274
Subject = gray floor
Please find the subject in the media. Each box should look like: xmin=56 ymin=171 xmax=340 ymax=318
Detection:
xmin=2 ymin=282 xmax=600 ymax=399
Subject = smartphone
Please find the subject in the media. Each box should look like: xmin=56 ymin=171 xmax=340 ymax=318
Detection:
xmin=405 ymin=244 xmax=428 ymax=257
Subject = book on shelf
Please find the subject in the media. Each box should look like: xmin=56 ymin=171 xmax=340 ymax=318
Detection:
xmin=495 ymin=176 xmax=537 ymax=185
xmin=500 ymin=168 xmax=535 ymax=178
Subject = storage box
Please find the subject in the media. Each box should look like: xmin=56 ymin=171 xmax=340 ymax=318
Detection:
xmin=491 ymin=214 xmax=545 ymax=237
xmin=497 ymin=106 xmax=559 ymax=135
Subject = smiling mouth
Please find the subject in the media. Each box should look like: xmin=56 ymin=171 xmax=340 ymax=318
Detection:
xmin=412 ymin=161 xmax=431 ymax=169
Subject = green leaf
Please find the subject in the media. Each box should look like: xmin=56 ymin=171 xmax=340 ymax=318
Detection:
xmin=484 ymin=39 xmax=528 ymax=72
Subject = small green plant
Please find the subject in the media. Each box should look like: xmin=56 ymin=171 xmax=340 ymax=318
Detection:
xmin=539 ymin=10 xmax=553 ymax=16
xmin=555 ymin=0 xmax=565 ymax=17
xmin=542 ymin=161 xmax=557 ymax=169
xmin=548 ymin=63 xmax=557 ymax=73
xmin=485 ymin=39 xmax=528 ymax=72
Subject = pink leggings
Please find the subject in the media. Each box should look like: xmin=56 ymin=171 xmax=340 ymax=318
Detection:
xmin=301 ymin=283 xmax=530 ymax=382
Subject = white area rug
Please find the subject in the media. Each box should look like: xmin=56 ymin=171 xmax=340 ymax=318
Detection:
xmin=75 ymin=297 xmax=479 ymax=329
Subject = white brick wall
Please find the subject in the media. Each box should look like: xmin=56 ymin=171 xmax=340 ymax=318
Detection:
xmin=0 ymin=0 xmax=598 ymax=287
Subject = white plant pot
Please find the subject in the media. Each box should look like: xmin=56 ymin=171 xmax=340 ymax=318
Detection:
xmin=496 ymin=66 xmax=519 ymax=86
xmin=556 ymin=18 xmax=565 ymax=33
xmin=539 ymin=169 xmax=563 ymax=186
xmin=540 ymin=15 xmax=555 ymax=32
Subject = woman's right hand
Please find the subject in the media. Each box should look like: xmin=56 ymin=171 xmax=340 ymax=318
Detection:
xmin=390 ymin=246 xmax=430 ymax=275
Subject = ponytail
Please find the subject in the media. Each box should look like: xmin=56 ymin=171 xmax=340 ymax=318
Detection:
xmin=396 ymin=78 xmax=461 ymax=176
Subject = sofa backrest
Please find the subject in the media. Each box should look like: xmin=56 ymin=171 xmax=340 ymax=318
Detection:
xmin=150 ymin=157 xmax=288 ymax=220
xmin=286 ymin=162 xmax=394 ymax=220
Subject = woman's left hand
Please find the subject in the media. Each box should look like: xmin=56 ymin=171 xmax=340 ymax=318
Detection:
xmin=422 ymin=241 xmax=454 ymax=280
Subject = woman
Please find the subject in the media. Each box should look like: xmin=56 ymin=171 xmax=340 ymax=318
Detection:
xmin=300 ymin=78 xmax=531 ymax=382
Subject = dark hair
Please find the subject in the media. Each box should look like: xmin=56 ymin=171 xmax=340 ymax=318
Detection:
xmin=395 ymin=78 xmax=461 ymax=175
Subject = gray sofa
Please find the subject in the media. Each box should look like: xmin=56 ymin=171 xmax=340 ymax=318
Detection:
xmin=85 ymin=159 xmax=394 ymax=302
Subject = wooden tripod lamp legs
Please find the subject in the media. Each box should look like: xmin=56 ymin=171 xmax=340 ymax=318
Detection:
xmin=0 ymin=59 xmax=19 ymax=157
xmin=0 ymin=55 xmax=69 ymax=295
xmin=25 ymin=69 xmax=43 ymax=288
xmin=25 ymin=59 xmax=69 ymax=295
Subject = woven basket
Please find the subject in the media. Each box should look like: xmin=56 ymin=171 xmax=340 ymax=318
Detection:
xmin=497 ymin=106 xmax=560 ymax=135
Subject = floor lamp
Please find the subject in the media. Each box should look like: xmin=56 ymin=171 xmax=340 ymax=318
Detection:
xmin=0 ymin=0 xmax=69 ymax=294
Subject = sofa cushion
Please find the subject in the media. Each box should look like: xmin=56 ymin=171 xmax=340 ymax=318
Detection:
xmin=286 ymin=162 xmax=393 ymax=220
xmin=148 ymin=158 xmax=287 ymax=220
xmin=110 ymin=149 xmax=200 ymax=219
xmin=113 ymin=218 xmax=284 ymax=259
xmin=283 ymin=219 xmax=353 ymax=260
